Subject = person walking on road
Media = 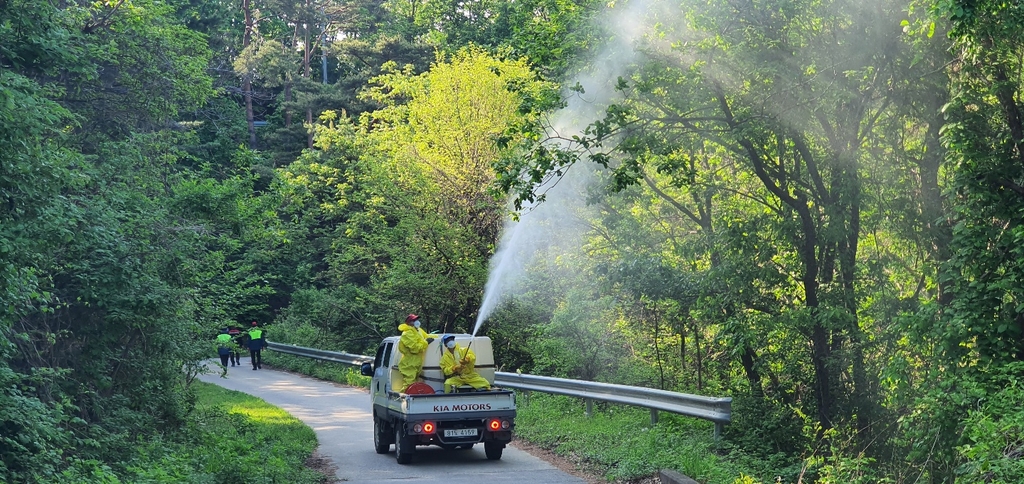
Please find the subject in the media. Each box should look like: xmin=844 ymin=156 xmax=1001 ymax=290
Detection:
xmin=396 ymin=314 xmax=433 ymax=392
xmin=439 ymin=334 xmax=490 ymax=393
xmin=248 ymin=321 xmax=267 ymax=370
xmin=228 ymin=326 xmax=242 ymax=366
xmin=216 ymin=328 xmax=233 ymax=376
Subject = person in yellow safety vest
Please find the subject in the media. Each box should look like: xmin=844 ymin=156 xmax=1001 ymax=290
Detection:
xmin=247 ymin=321 xmax=267 ymax=370
xmin=439 ymin=334 xmax=491 ymax=393
xmin=216 ymin=329 xmax=233 ymax=376
xmin=396 ymin=314 xmax=434 ymax=392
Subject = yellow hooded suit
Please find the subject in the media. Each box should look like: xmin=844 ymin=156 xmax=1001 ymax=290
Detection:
xmin=439 ymin=343 xmax=490 ymax=393
xmin=396 ymin=322 xmax=430 ymax=392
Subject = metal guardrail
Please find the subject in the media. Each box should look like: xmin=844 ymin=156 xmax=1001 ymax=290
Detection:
xmin=267 ymin=341 xmax=731 ymax=439
xmin=268 ymin=341 xmax=373 ymax=366
xmin=495 ymin=371 xmax=731 ymax=438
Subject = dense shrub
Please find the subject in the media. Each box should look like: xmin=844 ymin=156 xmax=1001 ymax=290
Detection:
xmin=957 ymin=363 xmax=1024 ymax=483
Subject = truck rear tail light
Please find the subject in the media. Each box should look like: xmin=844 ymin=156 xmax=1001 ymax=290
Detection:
xmin=423 ymin=422 xmax=435 ymax=433
xmin=501 ymin=420 xmax=510 ymax=430
xmin=412 ymin=422 xmax=436 ymax=434
xmin=489 ymin=419 xmax=501 ymax=431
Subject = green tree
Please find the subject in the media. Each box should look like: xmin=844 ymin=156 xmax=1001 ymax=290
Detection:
xmin=360 ymin=48 xmax=558 ymax=325
xmin=0 ymin=0 xmax=282 ymax=479
xmin=502 ymin=0 xmax=951 ymax=466
xmin=921 ymin=0 xmax=1024 ymax=480
xmin=0 ymin=11 xmax=81 ymax=478
xmin=60 ymin=0 xmax=213 ymax=143
xmin=940 ymin=0 xmax=1024 ymax=371
xmin=271 ymin=48 xmax=558 ymax=338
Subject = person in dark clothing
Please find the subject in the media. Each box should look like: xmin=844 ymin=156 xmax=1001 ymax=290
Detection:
xmin=227 ymin=326 xmax=242 ymax=366
xmin=248 ymin=321 xmax=267 ymax=370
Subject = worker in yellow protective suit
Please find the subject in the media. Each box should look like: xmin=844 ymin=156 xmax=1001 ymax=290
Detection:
xmin=439 ymin=334 xmax=491 ymax=393
xmin=396 ymin=314 xmax=432 ymax=392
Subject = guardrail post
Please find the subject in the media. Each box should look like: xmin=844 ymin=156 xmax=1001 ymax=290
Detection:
xmin=585 ymin=398 xmax=592 ymax=417
xmin=714 ymin=422 xmax=723 ymax=441
xmin=650 ymin=408 xmax=658 ymax=425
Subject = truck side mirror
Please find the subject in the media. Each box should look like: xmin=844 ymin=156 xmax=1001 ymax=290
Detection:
xmin=360 ymin=361 xmax=373 ymax=376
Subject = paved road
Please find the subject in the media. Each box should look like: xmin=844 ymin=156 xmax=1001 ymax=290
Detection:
xmin=198 ymin=358 xmax=585 ymax=483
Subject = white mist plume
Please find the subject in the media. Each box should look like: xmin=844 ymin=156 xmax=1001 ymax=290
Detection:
xmin=473 ymin=0 xmax=658 ymax=334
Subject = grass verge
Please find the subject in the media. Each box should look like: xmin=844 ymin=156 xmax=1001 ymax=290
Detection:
xmin=189 ymin=382 xmax=327 ymax=482
xmin=513 ymin=393 xmax=767 ymax=484
xmin=55 ymin=380 xmax=330 ymax=483
xmin=108 ymin=381 xmax=330 ymax=483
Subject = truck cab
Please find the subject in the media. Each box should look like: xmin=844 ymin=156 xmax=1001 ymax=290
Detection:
xmin=360 ymin=333 xmax=516 ymax=464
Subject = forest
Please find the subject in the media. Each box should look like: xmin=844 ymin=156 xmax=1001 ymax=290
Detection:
xmin=2 ymin=0 xmax=1024 ymax=482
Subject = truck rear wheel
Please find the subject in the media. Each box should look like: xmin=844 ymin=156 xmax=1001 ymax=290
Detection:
xmin=373 ymin=417 xmax=392 ymax=454
xmin=395 ymin=426 xmax=414 ymax=464
xmin=484 ymin=441 xmax=503 ymax=460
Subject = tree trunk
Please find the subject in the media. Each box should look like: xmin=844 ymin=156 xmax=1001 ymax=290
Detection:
xmin=922 ymin=99 xmax=952 ymax=305
xmin=302 ymin=7 xmax=314 ymax=149
xmin=837 ymin=150 xmax=873 ymax=447
xmin=242 ymin=0 xmax=256 ymax=149
xmin=795 ymin=196 xmax=833 ymax=434
xmin=653 ymin=305 xmax=665 ymax=389
xmin=694 ymin=318 xmax=703 ymax=391
xmin=284 ymin=82 xmax=293 ymax=127
xmin=307 ymin=108 xmax=314 ymax=148
xmin=679 ymin=318 xmax=686 ymax=372
xmin=740 ymin=345 xmax=764 ymax=398
xmin=992 ymin=65 xmax=1024 ymax=166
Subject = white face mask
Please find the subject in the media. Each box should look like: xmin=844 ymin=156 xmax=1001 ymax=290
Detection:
xmin=446 ymin=341 xmax=456 ymax=349
xmin=413 ymin=320 xmax=420 ymax=329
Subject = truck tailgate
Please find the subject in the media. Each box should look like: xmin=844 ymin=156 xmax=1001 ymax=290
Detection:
xmin=398 ymin=390 xmax=515 ymax=416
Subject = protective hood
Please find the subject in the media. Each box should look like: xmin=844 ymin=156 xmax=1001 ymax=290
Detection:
xmin=398 ymin=323 xmax=416 ymax=332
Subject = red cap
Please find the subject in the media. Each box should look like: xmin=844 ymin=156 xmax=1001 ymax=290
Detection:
xmin=251 ymin=321 xmax=258 ymax=326
xmin=405 ymin=314 xmax=419 ymax=323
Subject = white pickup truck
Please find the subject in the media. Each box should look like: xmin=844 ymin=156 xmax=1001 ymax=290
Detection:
xmin=359 ymin=333 xmax=516 ymax=464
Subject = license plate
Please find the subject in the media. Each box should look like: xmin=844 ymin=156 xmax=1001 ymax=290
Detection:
xmin=444 ymin=428 xmax=478 ymax=438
